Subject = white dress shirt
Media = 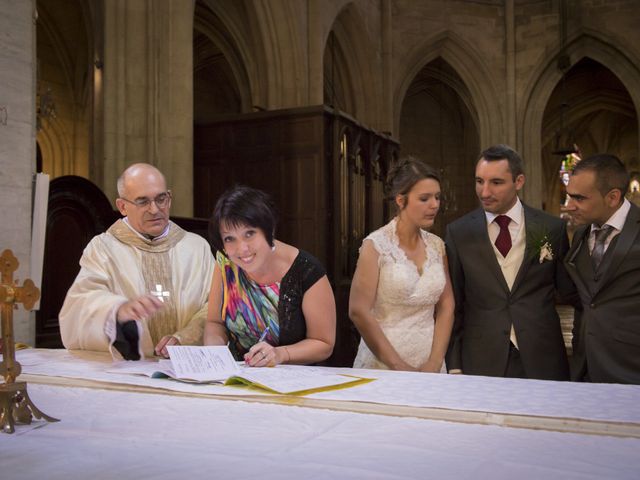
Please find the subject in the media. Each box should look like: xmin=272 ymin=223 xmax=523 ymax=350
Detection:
xmin=484 ymin=197 xmax=526 ymax=348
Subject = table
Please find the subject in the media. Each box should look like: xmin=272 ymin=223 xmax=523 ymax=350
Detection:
xmin=1 ymin=349 xmax=639 ymax=479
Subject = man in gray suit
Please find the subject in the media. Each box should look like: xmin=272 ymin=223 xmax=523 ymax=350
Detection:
xmin=445 ymin=145 xmax=574 ymax=380
xmin=564 ymin=153 xmax=640 ymax=384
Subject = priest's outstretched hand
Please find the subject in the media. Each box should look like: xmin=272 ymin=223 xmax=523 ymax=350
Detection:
xmin=116 ymin=294 xmax=165 ymax=323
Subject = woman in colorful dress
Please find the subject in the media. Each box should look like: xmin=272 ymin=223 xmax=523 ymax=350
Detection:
xmin=349 ymin=158 xmax=454 ymax=372
xmin=205 ymin=185 xmax=335 ymax=366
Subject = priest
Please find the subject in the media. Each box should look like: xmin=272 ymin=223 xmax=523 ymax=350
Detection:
xmin=59 ymin=163 xmax=214 ymax=360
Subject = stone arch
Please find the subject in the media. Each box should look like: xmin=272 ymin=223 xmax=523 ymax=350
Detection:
xmin=37 ymin=116 xmax=72 ymax=178
xmin=36 ymin=0 xmax=93 ymax=178
xmin=324 ymin=29 xmax=358 ymax=117
xmin=521 ymin=30 xmax=640 ymax=207
xmin=195 ymin=1 xmax=254 ymax=113
xmin=541 ymin=78 xmax=636 ymax=149
xmin=394 ymin=30 xmax=503 ymax=145
xmin=398 ymin=57 xmax=481 ymax=231
xmin=250 ymin=1 xmax=309 ymax=109
xmin=540 ymin=64 xmax=637 ymax=215
xmin=323 ymin=3 xmax=382 ymax=129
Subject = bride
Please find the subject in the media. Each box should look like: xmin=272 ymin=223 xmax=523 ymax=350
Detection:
xmin=349 ymin=158 xmax=454 ymax=372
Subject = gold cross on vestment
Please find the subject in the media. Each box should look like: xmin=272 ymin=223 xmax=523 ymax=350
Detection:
xmin=151 ymin=284 xmax=170 ymax=302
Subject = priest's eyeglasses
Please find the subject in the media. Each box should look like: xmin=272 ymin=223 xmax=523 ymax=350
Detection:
xmin=120 ymin=191 xmax=172 ymax=209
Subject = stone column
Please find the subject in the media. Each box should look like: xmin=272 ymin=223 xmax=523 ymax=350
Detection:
xmin=102 ymin=0 xmax=194 ymax=216
xmin=0 ymin=0 xmax=36 ymax=343
xmin=381 ymin=0 xmax=393 ymax=135
xmin=505 ymin=0 xmax=516 ymax=148
xmin=307 ymin=0 xmax=324 ymax=106
xmin=507 ymin=0 xmax=541 ymax=208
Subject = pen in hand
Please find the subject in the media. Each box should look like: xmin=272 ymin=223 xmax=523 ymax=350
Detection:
xmin=257 ymin=326 xmax=270 ymax=344
xmin=245 ymin=327 xmax=271 ymax=367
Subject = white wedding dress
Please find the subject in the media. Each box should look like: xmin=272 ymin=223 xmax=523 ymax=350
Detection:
xmin=353 ymin=218 xmax=447 ymax=371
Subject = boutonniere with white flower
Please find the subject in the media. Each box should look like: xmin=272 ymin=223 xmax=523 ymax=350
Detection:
xmin=527 ymin=228 xmax=554 ymax=264
xmin=537 ymin=238 xmax=554 ymax=263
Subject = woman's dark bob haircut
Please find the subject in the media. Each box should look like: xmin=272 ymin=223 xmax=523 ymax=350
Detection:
xmin=209 ymin=185 xmax=278 ymax=255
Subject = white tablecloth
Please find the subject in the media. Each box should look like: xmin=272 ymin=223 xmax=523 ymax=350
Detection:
xmin=1 ymin=383 xmax=639 ymax=480
xmin=14 ymin=349 xmax=640 ymax=423
xmin=2 ymin=349 xmax=640 ymax=479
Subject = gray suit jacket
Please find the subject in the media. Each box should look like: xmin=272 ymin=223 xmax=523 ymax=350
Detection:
xmin=565 ymin=203 xmax=640 ymax=384
xmin=445 ymin=204 xmax=574 ymax=380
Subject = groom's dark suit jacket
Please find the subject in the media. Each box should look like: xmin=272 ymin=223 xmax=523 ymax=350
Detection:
xmin=564 ymin=203 xmax=640 ymax=384
xmin=445 ymin=204 xmax=575 ymax=380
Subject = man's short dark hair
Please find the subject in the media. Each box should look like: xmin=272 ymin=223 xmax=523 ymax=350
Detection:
xmin=209 ymin=185 xmax=277 ymax=255
xmin=478 ymin=144 xmax=524 ymax=180
xmin=572 ymin=153 xmax=630 ymax=198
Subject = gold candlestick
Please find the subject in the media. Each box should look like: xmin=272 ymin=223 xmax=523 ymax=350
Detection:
xmin=0 ymin=249 xmax=59 ymax=433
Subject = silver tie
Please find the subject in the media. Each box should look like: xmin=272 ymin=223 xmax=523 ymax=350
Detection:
xmin=591 ymin=225 xmax=614 ymax=270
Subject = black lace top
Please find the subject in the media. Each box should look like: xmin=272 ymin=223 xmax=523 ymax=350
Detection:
xmin=277 ymin=250 xmax=326 ymax=347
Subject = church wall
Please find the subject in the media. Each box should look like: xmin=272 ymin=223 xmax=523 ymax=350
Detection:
xmin=374 ymin=0 xmax=504 ymax=140
xmin=199 ymin=1 xmax=640 ymax=147
xmin=516 ymin=1 xmax=640 ymax=207
xmin=24 ymin=0 xmax=640 ymax=220
xmin=0 ymin=0 xmax=36 ymax=344
xmin=512 ymin=1 xmax=639 ymax=129
xmin=34 ymin=0 xmax=636 ymax=219
xmin=384 ymin=1 xmax=640 ymax=210
xmin=192 ymin=0 xmax=640 ymax=229
xmin=35 ymin=0 xmax=91 ymax=180
xmin=102 ymin=0 xmax=194 ymax=216
xmin=399 ymin=84 xmax=479 ymax=236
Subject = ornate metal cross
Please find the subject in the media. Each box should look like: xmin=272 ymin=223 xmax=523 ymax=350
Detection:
xmin=0 ymin=249 xmax=58 ymax=433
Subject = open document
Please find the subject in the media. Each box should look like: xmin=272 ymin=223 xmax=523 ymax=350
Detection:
xmin=110 ymin=345 xmax=374 ymax=395
xmin=166 ymin=345 xmax=239 ymax=382
xmin=109 ymin=345 xmax=240 ymax=382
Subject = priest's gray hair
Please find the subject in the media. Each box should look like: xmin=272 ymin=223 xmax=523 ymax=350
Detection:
xmin=116 ymin=174 xmax=126 ymax=197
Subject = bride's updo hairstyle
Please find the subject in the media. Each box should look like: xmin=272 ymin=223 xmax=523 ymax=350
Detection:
xmin=386 ymin=157 xmax=441 ymax=211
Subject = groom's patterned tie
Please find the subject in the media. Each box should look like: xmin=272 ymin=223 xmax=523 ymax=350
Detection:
xmin=591 ymin=224 xmax=614 ymax=270
xmin=494 ymin=215 xmax=512 ymax=257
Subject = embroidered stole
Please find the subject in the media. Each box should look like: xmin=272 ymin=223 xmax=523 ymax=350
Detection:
xmin=108 ymin=219 xmax=186 ymax=344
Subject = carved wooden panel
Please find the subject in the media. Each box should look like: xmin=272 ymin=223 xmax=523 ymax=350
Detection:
xmin=194 ymin=107 xmax=327 ymax=259
xmin=36 ymin=176 xmax=119 ymax=348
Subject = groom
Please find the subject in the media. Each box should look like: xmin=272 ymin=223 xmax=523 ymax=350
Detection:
xmin=563 ymin=154 xmax=640 ymax=384
xmin=445 ymin=144 xmax=575 ymax=380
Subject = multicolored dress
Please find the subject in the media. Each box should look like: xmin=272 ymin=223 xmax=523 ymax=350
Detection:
xmin=216 ymin=250 xmax=326 ymax=360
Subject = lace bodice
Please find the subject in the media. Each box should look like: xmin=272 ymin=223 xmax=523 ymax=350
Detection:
xmin=353 ymin=218 xmax=447 ymax=370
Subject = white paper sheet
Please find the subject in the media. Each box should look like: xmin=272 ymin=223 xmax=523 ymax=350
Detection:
xmin=166 ymin=345 xmax=239 ymax=381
